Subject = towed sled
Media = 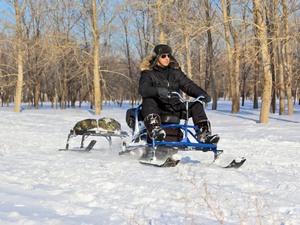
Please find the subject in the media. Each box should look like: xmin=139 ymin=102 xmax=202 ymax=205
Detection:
xmin=121 ymin=92 xmax=246 ymax=168
xmin=59 ymin=117 xmax=128 ymax=151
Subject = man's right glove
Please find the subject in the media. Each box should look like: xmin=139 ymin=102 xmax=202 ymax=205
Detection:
xmin=202 ymin=94 xmax=211 ymax=103
xmin=157 ymin=87 xmax=169 ymax=98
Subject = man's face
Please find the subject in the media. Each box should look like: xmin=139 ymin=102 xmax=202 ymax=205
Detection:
xmin=157 ymin=53 xmax=171 ymax=68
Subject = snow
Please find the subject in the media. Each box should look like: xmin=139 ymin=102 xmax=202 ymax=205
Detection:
xmin=0 ymin=100 xmax=299 ymax=225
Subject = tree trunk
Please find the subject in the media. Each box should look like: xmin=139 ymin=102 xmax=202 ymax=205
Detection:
xmin=253 ymin=0 xmax=272 ymax=123
xmin=265 ymin=3 xmax=276 ymax=114
xmin=184 ymin=32 xmax=192 ymax=80
xmin=34 ymin=81 xmax=40 ymax=109
xmin=253 ymin=8 xmax=260 ymax=109
xmin=14 ymin=0 xmax=24 ymax=113
xmin=232 ymin=42 xmax=240 ymax=113
xmin=273 ymin=0 xmax=285 ymax=115
xmin=124 ymin=20 xmax=135 ymax=108
xmin=92 ymin=0 xmax=101 ymax=115
xmin=205 ymin=0 xmax=217 ymax=110
xmin=281 ymin=0 xmax=293 ymax=115
xmin=221 ymin=0 xmax=239 ymax=114
xmin=157 ymin=0 xmax=164 ymax=43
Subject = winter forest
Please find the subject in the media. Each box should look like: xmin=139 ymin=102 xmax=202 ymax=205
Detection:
xmin=0 ymin=0 xmax=299 ymax=123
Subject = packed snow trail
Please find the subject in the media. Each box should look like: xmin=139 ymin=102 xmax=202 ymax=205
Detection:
xmin=0 ymin=102 xmax=299 ymax=224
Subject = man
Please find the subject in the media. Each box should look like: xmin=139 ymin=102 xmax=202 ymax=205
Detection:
xmin=139 ymin=44 xmax=219 ymax=143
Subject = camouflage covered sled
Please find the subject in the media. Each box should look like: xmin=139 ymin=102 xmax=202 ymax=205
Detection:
xmin=60 ymin=117 xmax=128 ymax=151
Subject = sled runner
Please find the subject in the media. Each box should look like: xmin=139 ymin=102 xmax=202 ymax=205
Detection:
xmin=59 ymin=117 xmax=128 ymax=151
xmin=121 ymin=92 xmax=246 ymax=168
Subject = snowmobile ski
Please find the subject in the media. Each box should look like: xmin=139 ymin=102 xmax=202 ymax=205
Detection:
xmin=138 ymin=146 xmax=180 ymax=167
xmin=59 ymin=140 xmax=96 ymax=152
xmin=221 ymin=157 xmax=246 ymax=169
xmin=139 ymin=156 xmax=180 ymax=167
xmin=139 ymin=156 xmax=246 ymax=168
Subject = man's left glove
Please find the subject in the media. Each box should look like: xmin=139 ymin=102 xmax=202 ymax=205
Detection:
xmin=202 ymin=94 xmax=211 ymax=103
xmin=157 ymin=87 xmax=169 ymax=98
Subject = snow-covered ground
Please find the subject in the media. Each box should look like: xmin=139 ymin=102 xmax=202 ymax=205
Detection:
xmin=0 ymin=100 xmax=299 ymax=225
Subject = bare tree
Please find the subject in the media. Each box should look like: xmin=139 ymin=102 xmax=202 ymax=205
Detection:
xmin=181 ymin=0 xmax=193 ymax=81
xmin=118 ymin=10 xmax=137 ymax=107
xmin=253 ymin=0 xmax=273 ymax=123
xmin=252 ymin=3 xmax=260 ymax=109
xmin=13 ymin=0 xmax=27 ymax=112
xmin=90 ymin=0 xmax=102 ymax=115
xmin=204 ymin=0 xmax=217 ymax=110
xmin=23 ymin=0 xmax=50 ymax=109
xmin=273 ymin=0 xmax=285 ymax=115
xmin=74 ymin=0 xmax=128 ymax=114
xmin=281 ymin=0 xmax=294 ymax=115
xmin=265 ymin=1 xmax=277 ymax=114
xmin=221 ymin=0 xmax=240 ymax=114
xmin=157 ymin=0 xmax=165 ymax=43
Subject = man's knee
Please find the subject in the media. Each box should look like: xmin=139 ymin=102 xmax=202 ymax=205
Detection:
xmin=141 ymin=98 xmax=159 ymax=118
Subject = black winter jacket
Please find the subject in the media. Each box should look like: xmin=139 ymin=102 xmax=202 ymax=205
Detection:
xmin=138 ymin=55 xmax=209 ymax=109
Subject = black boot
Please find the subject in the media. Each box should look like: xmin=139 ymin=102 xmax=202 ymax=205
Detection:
xmin=196 ymin=120 xmax=219 ymax=144
xmin=144 ymin=113 xmax=166 ymax=141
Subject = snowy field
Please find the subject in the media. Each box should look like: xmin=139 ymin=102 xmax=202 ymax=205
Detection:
xmin=0 ymin=100 xmax=299 ymax=225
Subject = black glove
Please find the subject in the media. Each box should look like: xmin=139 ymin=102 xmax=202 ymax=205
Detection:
xmin=157 ymin=87 xmax=169 ymax=98
xmin=202 ymin=94 xmax=211 ymax=103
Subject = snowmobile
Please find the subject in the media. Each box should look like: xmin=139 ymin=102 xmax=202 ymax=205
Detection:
xmin=121 ymin=92 xmax=246 ymax=168
xmin=59 ymin=117 xmax=128 ymax=152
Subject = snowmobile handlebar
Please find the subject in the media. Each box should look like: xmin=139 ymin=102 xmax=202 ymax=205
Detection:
xmin=169 ymin=91 xmax=206 ymax=103
xmin=168 ymin=91 xmax=206 ymax=125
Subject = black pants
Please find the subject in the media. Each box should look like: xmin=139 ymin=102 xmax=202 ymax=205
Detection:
xmin=141 ymin=98 xmax=208 ymax=125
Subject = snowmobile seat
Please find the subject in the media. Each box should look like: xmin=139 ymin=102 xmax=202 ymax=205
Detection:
xmin=126 ymin=107 xmax=143 ymax=129
xmin=126 ymin=107 xmax=182 ymax=142
xmin=126 ymin=107 xmax=180 ymax=129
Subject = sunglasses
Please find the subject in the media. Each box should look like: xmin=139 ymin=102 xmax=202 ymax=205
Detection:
xmin=161 ymin=53 xmax=172 ymax=59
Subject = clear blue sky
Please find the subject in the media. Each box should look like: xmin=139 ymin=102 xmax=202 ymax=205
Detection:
xmin=0 ymin=1 xmax=15 ymax=27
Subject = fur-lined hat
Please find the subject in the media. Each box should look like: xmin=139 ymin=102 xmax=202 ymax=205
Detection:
xmin=150 ymin=44 xmax=172 ymax=67
xmin=140 ymin=44 xmax=180 ymax=71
